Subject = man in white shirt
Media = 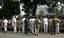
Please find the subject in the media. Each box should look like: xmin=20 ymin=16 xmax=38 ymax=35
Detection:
xmin=12 ymin=16 xmax=17 ymax=33
xmin=43 ymin=17 xmax=48 ymax=33
xmin=29 ymin=17 xmax=35 ymax=34
xmin=3 ymin=19 xmax=8 ymax=32
xmin=21 ymin=18 xmax=26 ymax=33
xmin=29 ymin=18 xmax=32 ymax=33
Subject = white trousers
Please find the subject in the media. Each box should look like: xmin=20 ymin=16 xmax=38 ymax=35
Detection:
xmin=4 ymin=25 xmax=7 ymax=32
xmin=12 ymin=22 xmax=17 ymax=32
xmin=56 ymin=23 xmax=60 ymax=33
xmin=22 ymin=23 xmax=25 ymax=33
xmin=44 ymin=23 xmax=48 ymax=32
xmin=14 ymin=26 xmax=17 ymax=32
xmin=35 ymin=28 xmax=39 ymax=35
xmin=31 ymin=24 xmax=34 ymax=33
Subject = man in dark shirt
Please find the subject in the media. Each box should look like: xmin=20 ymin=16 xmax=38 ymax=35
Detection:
xmin=24 ymin=17 xmax=29 ymax=34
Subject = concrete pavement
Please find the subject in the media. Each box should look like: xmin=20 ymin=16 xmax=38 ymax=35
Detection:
xmin=0 ymin=32 xmax=64 ymax=38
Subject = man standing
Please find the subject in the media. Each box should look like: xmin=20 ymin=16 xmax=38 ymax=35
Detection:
xmin=3 ymin=19 xmax=8 ymax=32
xmin=29 ymin=17 xmax=32 ymax=33
xmin=43 ymin=17 xmax=48 ymax=33
xmin=24 ymin=17 xmax=29 ymax=34
xmin=16 ymin=18 xmax=21 ymax=32
xmin=35 ymin=17 xmax=40 ymax=35
xmin=51 ymin=17 xmax=58 ymax=35
xmin=12 ymin=16 xmax=17 ymax=33
xmin=55 ymin=18 xmax=60 ymax=34
xmin=30 ymin=17 xmax=35 ymax=34
xmin=48 ymin=17 xmax=53 ymax=34
xmin=21 ymin=18 xmax=26 ymax=33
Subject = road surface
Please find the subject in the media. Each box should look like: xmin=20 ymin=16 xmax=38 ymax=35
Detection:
xmin=0 ymin=32 xmax=64 ymax=38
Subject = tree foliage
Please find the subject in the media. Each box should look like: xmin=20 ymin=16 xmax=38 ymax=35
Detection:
xmin=0 ymin=0 xmax=20 ymax=19
xmin=0 ymin=0 xmax=63 ymax=18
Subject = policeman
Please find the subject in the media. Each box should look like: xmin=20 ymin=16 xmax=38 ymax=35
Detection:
xmin=34 ymin=17 xmax=40 ymax=35
xmin=16 ymin=17 xmax=21 ymax=32
xmin=39 ymin=17 xmax=43 ymax=32
xmin=43 ymin=17 xmax=48 ymax=33
xmin=55 ymin=18 xmax=60 ymax=34
xmin=29 ymin=17 xmax=35 ymax=34
xmin=3 ymin=19 xmax=8 ymax=32
xmin=48 ymin=17 xmax=53 ymax=34
xmin=21 ymin=18 xmax=26 ymax=33
xmin=51 ymin=17 xmax=57 ymax=35
xmin=24 ymin=17 xmax=29 ymax=34
xmin=12 ymin=16 xmax=17 ymax=33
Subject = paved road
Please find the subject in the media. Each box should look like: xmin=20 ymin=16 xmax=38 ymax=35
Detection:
xmin=0 ymin=32 xmax=64 ymax=38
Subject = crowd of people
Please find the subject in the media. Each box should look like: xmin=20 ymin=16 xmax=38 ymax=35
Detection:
xmin=0 ymin=1 xmax=64 ymax=36
xmin=0 ymin=15 xmax=61 ymax=35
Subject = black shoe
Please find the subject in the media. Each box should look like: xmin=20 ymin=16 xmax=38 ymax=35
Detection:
xmin=5 ymin=31 xmax=7 ymax=33
xmin=50 ymin=33 xmax=53 ymax=35
xmin=35 ymin=34 xmax=38 ymax=36
xmin=54 ymin=33 xmax=56 ymax=35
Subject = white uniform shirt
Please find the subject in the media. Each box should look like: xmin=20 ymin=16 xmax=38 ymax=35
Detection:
xmin=12 ymin=17 xmax=17 ymax=26
xmin=13 ymin=18 xmax=16 ymax=23
xmin=43 ymin=18 xmax=48 ymax=24
xmin=3 ymin=19 xmax=8 ymax=25
xmin=32 ymin=18 xmax=36 ymax=23
xmin=22 ymin=18 xmax=26 ymax=23
xmin=29 ymin=18 xmax=35 ymax=27
xmin=29 ymin=18 xmax=32 ymax=23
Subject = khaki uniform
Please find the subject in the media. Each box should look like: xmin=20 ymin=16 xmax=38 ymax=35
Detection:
xmin=50 ymin=18 xmax=58 ymax=35
xmin=16 ymin=19 xmax=21 ymax=32
xmin=48 ymin=18 xmax=53 ymax=33
xmin=35 ymin=18 xmax=40 ymax=35
xmin=39 ymin=19 xmax=43 ymax=32
xmin=54 ymin=18 xmax=60 ymax=33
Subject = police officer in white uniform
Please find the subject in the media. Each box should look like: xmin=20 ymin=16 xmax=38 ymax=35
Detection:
xmin=22 ymin=18 xmax=26 ymax=33
xmin=29 ymin=17 xmax=32 ymax=33
xmin=43 ymin=17 xmax=48 ymax=33
xmin=12 ymin=16 xmax=17 ymax=33
xmin=29 ymin=17 xmax=35 ymax=34
xmin=3 ymin=19 xmax=8 ymax=32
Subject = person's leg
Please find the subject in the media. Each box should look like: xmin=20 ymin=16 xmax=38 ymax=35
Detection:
xmin=35 ymin=28 xmax=37 ymax=34
xmin=32 ymin=24 xmax=34 ymax=34
xmin=35 ymin=28 xmax=39 ymax=35
xmin=56 ymin=25 xmax=60 ymax=33
xmin=22 ymin=23 xmax=25 ymax=33
xmin=54 ymin=26 xmax=56 ymax=35
xmin=14 ymin=26 xmax=17 ymax=32
xmin=18 ymin=27 xmax=20 ymax=32
xmin=29 ymin=25 xmax=32 ymax=33
xmin=50 ymin=26 xmax=53 ymax=35
xmin=49 ymin=25 xmax=50 ymax=33
xmin=40 ymin=24 xmax=43 ymax=32
xmin=46 ymin=24 xmax=48 ymax=33
xmin=56 ymin=25 xmax=58 ymax=33
xmin=37 ymin=27 xmax=39 ymax=35
xmin=25 ymin=26 xmax=28 ymax=34
xmin=44 ymin=23 xmax=45 ymax=32
xmin=4 ymin=25 xmax=7 ymax=32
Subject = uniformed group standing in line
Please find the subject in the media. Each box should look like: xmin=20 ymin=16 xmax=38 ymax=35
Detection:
xmin=0 ymin=15 xmax=60 ymax=35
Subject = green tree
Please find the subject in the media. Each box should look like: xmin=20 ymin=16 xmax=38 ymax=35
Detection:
xmin=52 ymin=7 xmax=60 ymax=17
